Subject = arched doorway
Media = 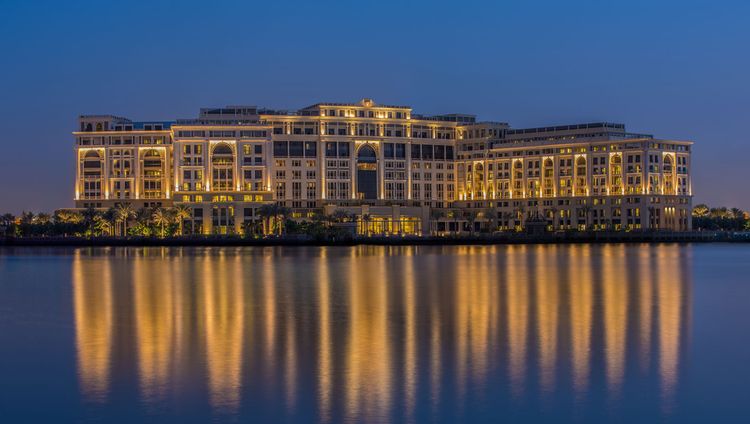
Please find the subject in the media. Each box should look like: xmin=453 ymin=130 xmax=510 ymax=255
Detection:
xmin=357 ymin=144 xmax=377 ymax=200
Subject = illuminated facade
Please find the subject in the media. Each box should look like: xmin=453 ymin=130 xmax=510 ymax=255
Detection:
xmin=74 ymin=99 xmax=693 ymax=234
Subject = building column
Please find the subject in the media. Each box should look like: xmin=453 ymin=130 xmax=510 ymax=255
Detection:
xmin=75 ymin=149 xmax=81 ymax=203
xmin=103 ymin=149 xmax=109 ymax=201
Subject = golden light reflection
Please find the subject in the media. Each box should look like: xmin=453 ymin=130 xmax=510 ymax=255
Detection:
xmin=403 ymin=247 xmax=417 ymax=423
xmin=134 ymin=253 xmax=176 ymax=403
xmin=344 ymin=250 xmax=392 ymax=422
xmin=536 ymin=245 xmax=559 ymax=394
xmin=657 ymin=245 xmax=682 ymax=411
xmin=262 ymin=250 xmax=277 ymax=372
xmin=570 ymin=244 xmax=592 ymax=395
xmin=638 ymin=248 xmax=654 ymax=371
xmin=70 ymin=245 xmax=690 ymax=419
xmin=429 ymin=263 xmax=442 ymax=416
xmin=73 ymin=252 xmax=112 ymax=402
xmin=506 ymin=245 xmax=529 ymax=398
xmin=603 ymin=244 xmax=628 ymax=397
xmin=201 ymin=252 xmax=244 ymax=412
xmin=317 ymin=248 xmax=332 ymax=423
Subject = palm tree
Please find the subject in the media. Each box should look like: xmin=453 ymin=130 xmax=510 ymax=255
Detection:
xmin=647 ymin=206 xmax=656 ymax=230
xmin=81 ymin=207 xmax=98 ymax=237
xmin=257 ymin=204 xmax=276 ymax=236
xmin=115 ymin=203 xmax=136 ymax=237
xmin=276 ymin=205 xmax=291 ymax=235
xmin=323 ymin=212 xmax=337 ymax=227
xmin=333 ymin=209 xmax=351 ymax=223
xmin=34 ymin=213 xmax=52 ymax=225
xmin=135 ymin=208 xmax=153 ymax=236
xmin=465 ymin=210 xmax=477 ymax=236
xmin=501 ymin=211 xmax=513 ymax=232
xmin=361 ymin=213 xmax=372 ymax=236
xmin=548 ymin=207 xmax=559 ymax=231
xmin=173 ymin=205 xmax=192 ymax=236
xmin=710 ymin=207 xmax=728 ymax=219
xmin=20 ymin=211 xmax=34 ymax=225
xmin=94 ymin=214 xmax=113 ymax=236
xmin=102 ymin=208 xmax=117 ymax=236
xmin=430 ymin=210 xmax=444 ymax=235
xmin=729 ymin=207 xmax=745 ymax=230
xmin=580 ymin=205 xmax=592 ymax=231
xmin=692 ymin=204 xmax=709 ymax=218
xmin=448 ymin=210 xmax=459 ymax=236
xmin=55 ymin=210 xmax=75 ymax=224
xmin=514 ymin=206 xmax=525 ymax=231
xmin=484 ymin=209 xmax=498 ymax=234
xmin=1 ymin=213 xmax=15 ymax=237
xmin=152 ymin=207 xmax=171 ymax=238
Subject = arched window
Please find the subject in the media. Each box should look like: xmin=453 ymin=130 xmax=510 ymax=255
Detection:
xmin=357 ymin=144 xmax=376 ymax=162
xmin=356 ymin=144 xmax=377 ymax=200
xmin=213 ymin=143 xmax=233 ymax=156
xmin=212 ymin=143 xmax=234 ymax=165
xmin=212 ymin=143 xmax=234 ymax=191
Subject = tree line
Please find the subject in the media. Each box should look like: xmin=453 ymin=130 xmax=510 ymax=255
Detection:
xmin=0 ymin=204 xmax=361 ymax=240
xmin=1 ymin=205 xmax=192 ymax=238
xmin=691 ymin=204 xmax=749 ymax=231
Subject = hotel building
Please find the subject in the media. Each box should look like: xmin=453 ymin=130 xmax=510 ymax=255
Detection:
xmin=73 ymin=99 xmax=692 ymax=235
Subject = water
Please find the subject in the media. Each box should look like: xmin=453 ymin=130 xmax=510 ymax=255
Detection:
xmin=0 ymin=244 xmax=748 ymax=423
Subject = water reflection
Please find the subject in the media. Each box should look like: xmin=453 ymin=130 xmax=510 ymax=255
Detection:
xmin=72 ymin=244 xmax=691 ymax=422
xmin=201 ymin=253 xmax=244 ymax=412
xmin=73 ymin=251 xmax=112 ymax=402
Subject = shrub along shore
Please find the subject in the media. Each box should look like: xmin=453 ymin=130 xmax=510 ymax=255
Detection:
xmin=1 ymin=203 xmax=748 ymax=247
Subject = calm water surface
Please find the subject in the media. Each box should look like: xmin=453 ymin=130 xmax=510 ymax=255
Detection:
xmin=1 ymin=244 xmax=749 ymax=423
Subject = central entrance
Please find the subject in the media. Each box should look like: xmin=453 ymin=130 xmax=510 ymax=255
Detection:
xmin=356 ymin=144 xmax=377 ymax=200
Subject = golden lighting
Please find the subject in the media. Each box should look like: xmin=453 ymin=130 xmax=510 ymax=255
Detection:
xmin=569 ymin=245 xmax=592 ymax=395
xmin=344 ymin=250 xmax=392 ymax=422
xmin=536 ymin=245 xmax=559 ymax=394
xmin=603 ymin=244 xmax=627 ymax=397
xmin=201 ymin=253 xmax=245 ymax=412
xmin=68 ymin=245 xmax=690 ymax=419
xmin=73 ymin=251 xmax=113 ymax=402
xmin=134 ymin=252 xmax=177 ymax=404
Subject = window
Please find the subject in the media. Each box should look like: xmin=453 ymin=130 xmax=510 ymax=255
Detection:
xmin=304 ymin=141 xmax=317 ymax=157
xmin=273 ymin=141 xmax=288 ymax=157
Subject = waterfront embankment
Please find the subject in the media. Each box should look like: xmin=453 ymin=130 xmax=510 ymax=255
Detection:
xmin=1 ymin=231 xmax=747 ymax=247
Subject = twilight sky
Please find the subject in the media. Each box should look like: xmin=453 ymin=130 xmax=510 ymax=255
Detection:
xmin=0 ymin=0 xmax=748 ymax=213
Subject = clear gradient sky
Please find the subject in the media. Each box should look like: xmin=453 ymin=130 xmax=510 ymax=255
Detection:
xmin=0 ymin=0 xmax=748 ymax=214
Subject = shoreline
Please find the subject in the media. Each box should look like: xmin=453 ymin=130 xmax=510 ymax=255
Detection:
xmin=1 ymin=232 xmax=746 ymax=247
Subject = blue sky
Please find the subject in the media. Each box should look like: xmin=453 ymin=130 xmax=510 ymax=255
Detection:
xmin=0 ymin=0 xmax=748 ymax=212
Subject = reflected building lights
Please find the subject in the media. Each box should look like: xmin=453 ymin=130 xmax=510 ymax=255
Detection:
xmin=70 ymin=245 xmax=691 ymax=420
xmin=134 ymin=254 xmax=176 ymax=404
xmin=73 ymin=252 xmax=113 ymax=402
xmin=658 ymin=246 xmax=682 ymax=412
xmin=603 ymin=245 xmax=628 ymax=397
xmin=536 ymin=245 xmax=559 ymax=394
xmin=317 ymin=248 xmax=333 ymax=423
xmin=638 ymin=248 xmax=654 ymax=372
xmin=344 ymin=251 xmax=392 ymax=422
xmin=202 ymin=254 xmax=244 ymax=413
xmin=570 ymin=245 xmax=592 ymax=396
xmin=506 ymin=245 xmax=529 ymax=398
xmin=403 ymin=248 xmax=417 ymax=423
